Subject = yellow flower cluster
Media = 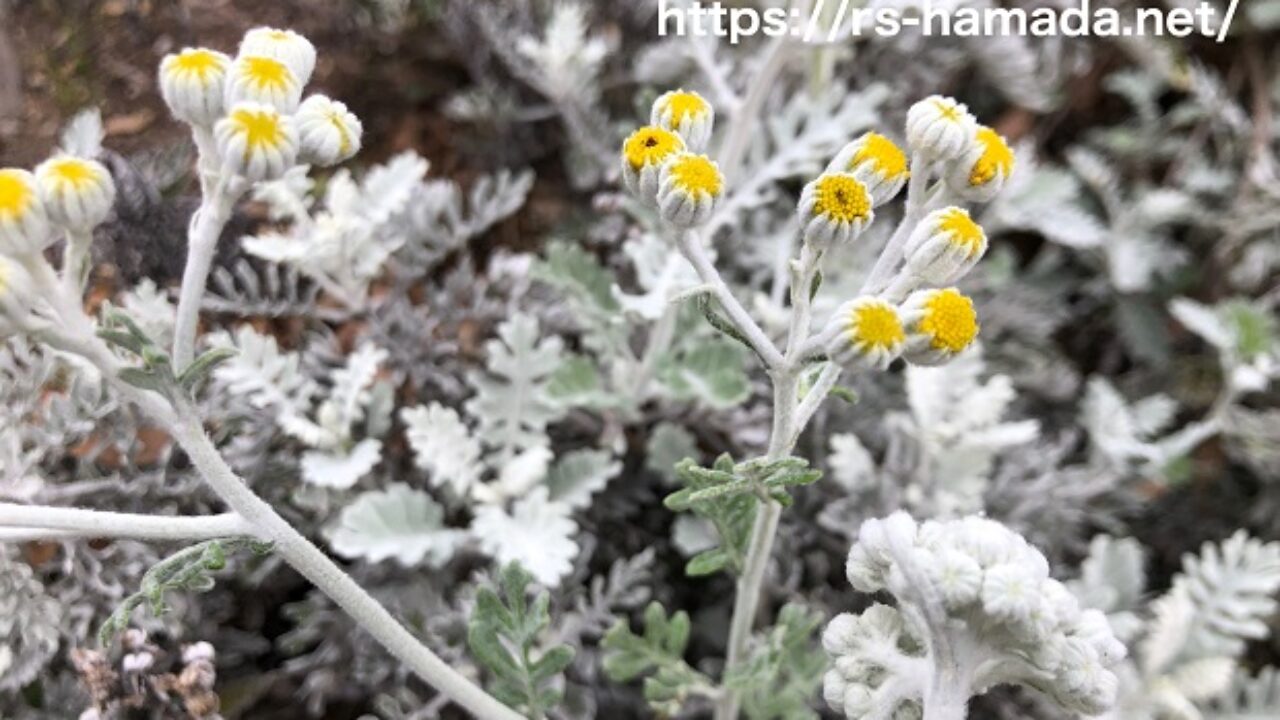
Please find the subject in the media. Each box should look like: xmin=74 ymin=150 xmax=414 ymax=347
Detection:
xmin=620 ymin=90 xmax=723 ymax=228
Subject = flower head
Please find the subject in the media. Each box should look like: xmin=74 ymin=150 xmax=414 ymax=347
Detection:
xmin=827 ymin=132 xmax=910 ymax=206
xmin=798 ymin=172 xmax=874 ymax=248
xmin=34 ymin=155 xmax=116 ymax=232
xmin=899 ymin=288 xmax=979 ymax=366
xmin=946 ymin=126 xmax=1015 ymax=202
xmin=905 ymin=95 xmax=978 ymax=161
xmin=239 ymin=27 xmax=317 ymax=86
xmin=901 ymin=206 xmax=988 ymax=285
xmin=225 ymin=55 xmax=302 ymax=113
xmin=822 ymin=297 xmax=906 ymax=371
xmin=650 ymin=90 xmax=714 ymax=153
xmin=620 ymin=126 xmax=685 ymax=205
xmin=214 ymin=103 xmax=299 ymax=181
xmin=656 ymin=152 xmax=723 ymax=228
xmin=0 ymin=169 xmax=52 ymax=257
xmin=296 ymin=95 xmax=363 ymax=166
xmin=159 ymin=48 xmax=231 ymax=126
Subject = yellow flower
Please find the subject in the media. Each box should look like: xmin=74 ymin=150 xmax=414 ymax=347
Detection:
xmin=906 ymin=95 xmax=977 ymax=161
xmin=159 ymin=48 xmax=231 ymax=126
xmin=822 ymin=297 xmax=906 ymax=371
xmin=214 ymin=103 xmax=300 ymax=181
xmin=296 ymin=95 xmax=363 ymax=166
xmin=656 ymin=153 xmax=723 ymax=228
xmin=34 ymin=155 xmax=116 ymax=231
xmin=239 ymin=27 xmax=317 ymax=85
xmin=226 ymin=55 xmax=302 ymax=113
xmin=946 ymin=126 xmax=1015 ymax=202
xmin=798 ymin=172 xmax=874 ymax=247
xmin=0 ymin=169 xmax=52 ymax=257
xmin=620 ymin=126 xmax=685 ymax=204
xmin=828 ymin=132 xmax=910 ymax=206
xmin=900 ymin=288 xmax=979 ymax=365
xmin=902 ymin=206 xmax=988 ymax=285
xmin=651 ymin=90 xmax=714 ymax=152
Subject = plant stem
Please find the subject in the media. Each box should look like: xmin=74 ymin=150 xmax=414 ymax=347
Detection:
xmin=861 ymin=152 xmax=931 ymax=294
xmin=172 ymin=175 xmax=239 ymax=370
xmin=60 ymin=229 xmax=95 ymax=299
xmin=716 ymin=19 xmax=795 ymax=183
xmin=0 ymin=504 xmax=250 ymax=542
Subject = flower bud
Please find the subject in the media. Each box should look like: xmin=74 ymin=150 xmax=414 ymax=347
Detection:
xmin=225 ymin=55 xmax=302 ymax=113
xmin=822 ymin=297 xmax=906 ymax=371
xmin=34 ymin=155 xmax=115 ymax=232
xmin=901 ymin=207 xmax=988 ymax=285
xmin=826 ymin=132 xmax=910 ymax=206
xmin=620 ymin=126 xmax=685 ymax=205
xmin=159 ymin=48 xmax=231 ymax=127
xmin=650 ymin=90 xmax=714 ymax=153
xmin=656 ymin=152 xmax=723 ymax=228
xmin=899 ymin=288 xmax=979 ymax=366
xmin=798 ymin=172 xmax=873 ymax=247
xmin=296 ymin=95 xmax=363 ymax=166
xmin=0 ymin=169 xmax=52 ymax=257
xmin=214 ymin=103 xmax=300 ymax=181
xmin=905 ymin=95 xmax=977 ymax=161
xmin=239 ymin=27 xmax=317 ymax=86
xmin=946 ymin=126 xmax=1015 ymax=203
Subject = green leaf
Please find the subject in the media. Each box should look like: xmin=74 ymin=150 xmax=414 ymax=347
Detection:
xmin=602 ymin=602 xmax=714 ymax=715
xmin=178 ymin=347 xmax=238 ymax=391
xmin=544 ymin=353 xmax=614 ymax=410
xmin=724 ymin=603 xmax=826 ymax=720
xmin=467 ymin=562 xmax=574 ymax=718
xmin=657 ymin=338 xmax=751 ymax=410
xmin=532 ymin=241 xmax=620 ymax=314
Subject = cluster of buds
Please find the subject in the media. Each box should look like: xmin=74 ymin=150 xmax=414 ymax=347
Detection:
xmin=621 ymin=89 xmax=723 ymax=228
xmin=815 ymin=95 xmax=1015 ymax=373
xmin=824 ymin=513 xmax=1125 ymax=719
xmin=159 ymin=27 xmax=362 ymax=181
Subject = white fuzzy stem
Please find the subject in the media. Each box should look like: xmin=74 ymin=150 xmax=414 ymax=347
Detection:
xmin=676 ymin=229 xmax=786 ymax=369
xmin=60 ymin=229 xmax=95 ymax=299
xmin=794 ymin=362 xmax=844 ymax=432
xmin=0 ymin=504 xmax=251 ymax=542
xmin=861 ymin=152 xmax=931 ymax=295
xmin=172 ymin=175 xmax=238 ymax=370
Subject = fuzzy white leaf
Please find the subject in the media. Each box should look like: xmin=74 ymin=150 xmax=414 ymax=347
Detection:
xmin=828 ymin=433 xmax=876 ymax=493
xmin=546 ymin=449 xmax=621 ymax=510
xmin=59 ymin=108 xmax=104 ymax=158
xmin=472 ymin=487 xmax=578 ymax=586
xmin=466 ymin=314 xmax=564 ymax=455
xmin=401 ymin=403 xmax=483 ymax=497
xmin=328 ymin=483 xmax=465 ymax=567
xmin=300 ymin=438 xmax=383 ymax=489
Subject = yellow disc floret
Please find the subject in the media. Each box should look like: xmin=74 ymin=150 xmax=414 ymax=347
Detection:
xmin=242 ymin=56 xmax=292 ymax=91
xmin=668 ymin=154 xmax=722 ymax=197
xmin=230 ymin=107 xmax=286 ymax=153
xmin=0 ymin=170 xmax=34 ymax=220
xmin=813 ymin=174 xmax=871 ymax=223
xmin=40 ymin=157 xmax=100 ymax=192
xmin=918 ymin=289 xmax=979 ymax=352
xmin=662 ymin=91 xmax=710 ymax=125
xmin=969 ymin=127 xmax=1015 ymax=186
xmin=938 ymin=208 xmax=985 ymax=257
xmin=623 ymin=126 xmax=684 ymax=171
xmin=166 ymin=48 xmax=227 ymax=81
xmin=933 ymin=98 xmax=963 ymax=122
xmin=850 ymin=302 xmax=905 ymax=349
xmin=851 ymin=133 xmax=910 ymax=180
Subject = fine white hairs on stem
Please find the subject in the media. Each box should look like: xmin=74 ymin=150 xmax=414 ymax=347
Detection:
xmin=0 ymin=169 xmax=52 ymax=258
xmin=296 ymin=95 xmax=363 ymax=166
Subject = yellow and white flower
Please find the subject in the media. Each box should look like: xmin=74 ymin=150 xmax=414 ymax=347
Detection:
xmin=214 ymin=103 xmax=300 ymax=181
xmin=0 ymin=169 xmax=52 ymax=257
xmin=296 ymin=95 xmax=363 ymax=166
xmin=821 ymin=297 xmax=906 ymax=371
xmin=902 ymin=206 xmax=988 ymax=285
xmin=905 ymin=95 xmax=978 ymax=161
xmin=797 ymin=172 xmax=873 ymax=247
xmin=159 ymin=48 xmax=231 ymax=126
xmin=651 ymin=90 xmax=714 ymax=153
xmin=239 ymin=27 xmax=317 ymax=86
xmin=656 ymin=152 xmax=723 ymax=228
xmin=225 ymin=55 xmax=302 ymax=113
xmin=827 ymin=132 xmax=910 ymax=206
xmin=620 ymin=126 xmax=685 ymax=205
xmin=899 ymin=288 xmax=980 ymax=366
xmin=34 ymin=155 xmax=116 ymax=231
xmin=946 ymin=126 xmax=1015 ymax=203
